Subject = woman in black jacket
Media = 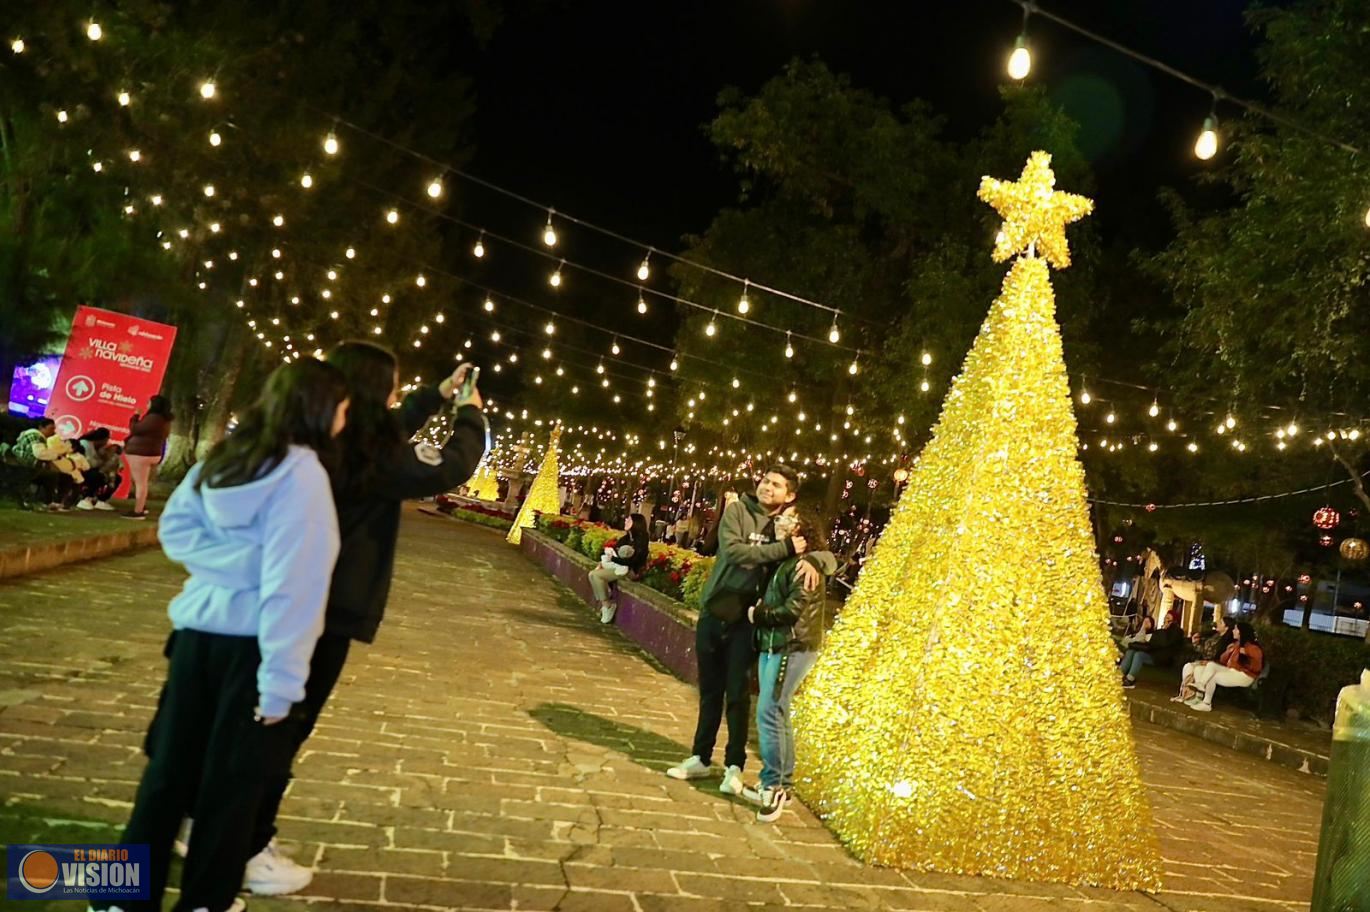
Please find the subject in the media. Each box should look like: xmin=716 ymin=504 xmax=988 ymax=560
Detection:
xmin=238 ymin=341 xmax=488 ymax=894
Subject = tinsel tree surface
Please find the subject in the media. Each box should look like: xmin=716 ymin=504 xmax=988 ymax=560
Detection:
xmin=793 ymin=152 xmax=1162 ymax=891
xmin=506 ymin=427 xmax=561 ymax=545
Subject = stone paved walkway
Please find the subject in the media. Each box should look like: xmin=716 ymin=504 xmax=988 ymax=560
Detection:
xmin=0 ymin=509 xmax=1324 ymax=911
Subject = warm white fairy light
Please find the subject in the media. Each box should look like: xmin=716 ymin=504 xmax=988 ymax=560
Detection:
xmin=473 ymin=233 xmax=485 ymax=258
xmin=199 ymin=80 xmax=217 ymax=100
xmin=415 ymin=274 xmax=426 ymax=287
xmin=637 ymin=292 xmax=648 ymax=314
xmin=323 ymin=132 xmax=339 ymax=155
xmin=117 ymin=90 xmax=131 ymax=107
xmin=271 ymin=248 xmax=281 ymax=259
xmin=705 ymin=313 xmax=717 ymax=337
xmin=611 ymin=339 xmax=621 ymax=355
xmin=208 ymin=130 xmax=221 ymax=147
xmin=11 ymin=38 xmax=24 ymax=54
xmin=1007 ymin=34 xmax=1031 ymax=80
xmin=91 ymin=161 xmax=103 ymax=172
xmin=549 ymin=260 xmax=564 ymax=287
xmin=543 ymin=211 xmax=558 ymax=247
xmin=203 ymin=184 xmax=215 ymax=197
xmin=828 ymin=318 xmax=840 ymax=344
xmin=300 ymin=172 xmax=313 ymax=189
xmin=427 ymin=176 xmax=444 ymax=199
xmin=637 ymin=252 xmax=651 ymax=281
xmin=1195 ymin=115 xmax=1219 ymax=161
xmin=345 ymin=246 xmax=356 ymax=259
xmin=327 ymin=269 xmax=337 ymax=281
xmin=484 ymin=297 xmax=495 ymax=312
xmin=86 ymin=22 xmax=103 ymax=41
xmin=1079 ymin=388 xmax=1092 ymax=405
xmin=56 ymin=110 xmax=68 ymax=123
xmin=385 ymin=208 xmax=399 ymax=224
xmin=738 ymin=279 xmax=751 ymax=314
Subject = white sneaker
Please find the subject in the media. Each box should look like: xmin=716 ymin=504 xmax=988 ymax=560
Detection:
xmin=665 ymin=755 xmax=713 ymax=780
xmin=740 ymin=783 xmax=765 ymax=804
xmin=1190 ymin=701 xmax=1213 ymax=713
xmin=92 ymin=499 xmax=115 ymax=511
xmin=719 ymin=765 xmax=744 ymax=795
xmin=190 ymin=900 xmax=246 ymax=912
xmin=244 ymin=839 xmax=313 ymax=895
xmin=76 ymin=498 xmax=95 ymax=510
xmin=600 ymin=602 xmax=617 ymax=624
xmin=757 ymin=786 xmax=789 ymax=822
xmin=173 ymin=817 xmax=192 ymax=858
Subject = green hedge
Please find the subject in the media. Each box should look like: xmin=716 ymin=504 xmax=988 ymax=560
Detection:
xmin=451 ymin=508 xmax=513 ymax=531
xmin=1256 ymin=622 xmax=1370 ymax=723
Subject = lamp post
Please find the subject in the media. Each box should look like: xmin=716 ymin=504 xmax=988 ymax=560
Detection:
xmin=667 ymin=427 xmax=685 ymax=515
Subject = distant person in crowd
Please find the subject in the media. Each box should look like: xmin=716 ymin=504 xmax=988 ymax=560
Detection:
xmin=75 ymin=428 xmax=123 ymax=511
xmin=667 ymin=466 xmax=833 ymax=798
xmin=1119 ymin=614 xmax=1155 ymax=649
xmin=673 ymin=514 xmax=691 ymax=548
xmin=697 ymin=487 xmax=743 ymax=556
xmin=1173 ymin=613 xmax=1234 ymax=703
xmin=12 ymin=417 xmax=76 ymax=510
xmin=190 ymin=342 xmax=486 ymax=896
xmin=1186 ymin=621 xmax=1264 ymax=712
xmin=1119 ymin=609 xmax=1184 ymax=689
xmin=748 ymin=505 xmax=831 ymax=822
xmin=589 ymin=513 xmax=650 ymax=624
xmin=123 ymin=394 xmax=174 ymax=520
xmin=91 ymin=359 xmax=351 ymax=912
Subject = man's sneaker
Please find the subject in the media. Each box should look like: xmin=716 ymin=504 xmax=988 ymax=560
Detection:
xmin=600 ymin=603 xmax=617 ymax=625
xmin=244 ymin=840 xmax=313 ymax=895
xmin=757 ymin=787 xmax=790 ymax=823
xmin=76 ymin=498 xmax=95 ymax=511
xmin=173 ymin=817 xmax=192 ymax=858
xmin=666 ymin=755 xmax=712 ymax=780
xmin=719 ymin=765 xmax=744 ymax=795
xmin=1184 ymin=695 xmax=1205 ymax=708
xmin=92 ymin=499 xmax=115 ymax=511
xmin=1189 ymin=701 xmax=1213 ymax=713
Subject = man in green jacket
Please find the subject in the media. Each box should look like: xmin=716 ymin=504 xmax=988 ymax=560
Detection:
xmin=667 ymin=465 xmax=831 ymax=796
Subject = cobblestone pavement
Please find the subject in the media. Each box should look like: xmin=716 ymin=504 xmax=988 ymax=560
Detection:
xmin=0 ymin=510 xmax=1323 ymax=911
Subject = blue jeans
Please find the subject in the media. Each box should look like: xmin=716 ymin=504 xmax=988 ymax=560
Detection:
xmin=756 ymin=650 xmax=819 ymax=789
xmin=1120 ymin=649 xmax=1154 ymax=680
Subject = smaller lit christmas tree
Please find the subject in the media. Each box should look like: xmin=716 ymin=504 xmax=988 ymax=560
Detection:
xmin=507 ymin=425 xmax=562 ymax=545
xmin=468 ymin=459 xmax=500 ymax=502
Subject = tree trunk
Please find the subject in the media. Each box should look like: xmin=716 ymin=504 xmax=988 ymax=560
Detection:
xmin=1329 ymin=442 xmax=1370 ymax=515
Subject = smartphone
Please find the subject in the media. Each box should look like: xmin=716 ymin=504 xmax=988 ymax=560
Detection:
xmin=457 ymin=365 xmax=480 ymax=401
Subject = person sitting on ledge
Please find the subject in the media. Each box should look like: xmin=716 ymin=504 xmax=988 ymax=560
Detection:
xmin=1119 ymin=609 xmax=1184 ymax=689
xmin=1172 ymin=613 xmax=1234 ymax=703
xmin=1186 ymin=621 xmax=1264 ymax=713
xmin=589 ymin=513 xmax=649 ymax=625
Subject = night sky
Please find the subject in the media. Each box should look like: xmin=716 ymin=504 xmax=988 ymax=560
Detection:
xmin=466 ymin=0 xmax=1259 ymax=254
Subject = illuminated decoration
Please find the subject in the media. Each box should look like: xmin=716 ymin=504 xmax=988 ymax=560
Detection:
xmin=506 ymin=425 xmax=561 ymax=546
xmin=1194 ymin=114 xmax=1218 ymax=161
xmin=467 ymin=461 xmax=501 ymax=501
xmin=794 ymin=153 xmax=1160 ymax=890
xmin=1313 ymin=506 xmax=1341 ymax=530
xmin=1007 ymin=34 xmax=1031 ymax=80
xmin=199 ymin=80 xmax=217 ymax=100
xmin=1341 ymin=538 xmax=1369 ymax=562
xmin=1320 ymin=534 xmax=1336 ymax=548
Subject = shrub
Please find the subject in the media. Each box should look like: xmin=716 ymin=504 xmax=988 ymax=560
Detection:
xmin=579 ymin=525 xmax=618 ymax=562
xmin=527 ymin=521 xmax=717 ymax=611
xmin=1255 ymin=622 xmax=1370 ymax=723
xmin=452 ymin=508 xmax=513 ymax=531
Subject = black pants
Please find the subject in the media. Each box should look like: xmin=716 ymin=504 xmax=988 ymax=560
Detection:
xmin=32 ymin=465 xmax=75 ymax=505
xmin=82 ymin=468 xmax=119 ymax=501
xmin=690 ymin=610 xmax=756 ymax=770
xmin=113 ymin=630 xmax=300 ymax=912
xmin=250 ymin=631 xmax=352 ymax=854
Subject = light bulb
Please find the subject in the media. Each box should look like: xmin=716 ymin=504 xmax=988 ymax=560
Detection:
xmin=86 ymin=22 xmax=102 ymax=41
xmin=381 ymin=294 xmax=390 ymax=303
xmin=370 ymin=307 xmax=379 ymax=316
xmin=1286 ymin=422 xmax=1299 ymax=436
xmin=203 ymin=184 xmax=215 ymax=197
xmin=323 ymin=133 xmax=339 ymax=155
xmin=473 ymin=237 xmax=485 ymax=258
xmin=788 ymin=390 xmax=797 ymax=404
xmin=705 ymin=319 xmax=716 ymax=337
xmin=209 ymin=130 xmax=221 ymax=146
xmin=345 ymin=247 xmax=356 ymax=259
xmin=1225 ymin=414 xmax=1236 ymax=429
xmin=271 ymin=248 xmax=281 ymax=259
xmin=550 ymin=265 xmax=563 ymax=287
xmin=91 ymin=161 xmax=103 ymax=172
xmin=828 ymin=322 xmax=840 ymax=344
xmin=415 ymin=274 xmax=426 ymax=287
xmin=127 ymin=149 xmax=141 ymax=162
xmin=209 ymin=222 xmax=221 ymax=234
xmin=300 ymin=172 xmax=313 ymax=188
xmin=1195 ymin=116 xmax=1219 ymax=160
xmin=385 ymin=208 xmax=399 ymax=224
xmin=848 ymin=360 xmax=859 ymax=375
xmin=543 ymin=214 xmax=557 ymax=247
xmin=1187 ymin=442 xmax=1199 ymax=453
xmin=199 ymin=80 xmax=217 ymax=100
xmin=56 ymin=110 xmax=68 ymax=123
xmin=1167 ymin=419 xmax=1178 ymax=432
xmin=1079 ymin=390 xmax=1091 ymax=405
xmin=228 ymin=251 xmax=237 ymax=260
xmin=637 ymin=294 xmax=648 ymax=314
xmin=544 ymin=322 xmax=556 ymax=335
xmin=738 ymin=292 xmax=750 ymax=314
xmin=732 ymin=377 xmax=741 ymax=388
xmin=274 ymin=271 xmax=284 ymax=280
xmin=427 ymin=177 xmax=444 ymax=199
xmin=1007 ymin=35 xmax=1031 ymax=80
xmin=670 ymin=358 xmax=679 ymax=371
xmin=11 ymin=38 xmax=24 ymax=53
xmin=1148 ymin=401 xmax=1160 ymax=418
xmin=920 ymin=379 xmax=931 ymax=392
xmin=484 ymin=298 xmax=494 ymax=312
xmin=491 ymin=330 xmax=501 ymax=341
xmin=542 ymin=347 xmax=552 ymax=359
xmin=612 ymin=341 xmax=621 ymax=355
xmin=326 ymin=270 xmax=337 ymax=281
xmin=272 ymin=214 xmax=284 ymax=227
xmin=1105 ymin=411 xmax=1116 ymax=425
xmin=117 ymin=90 xmax=131 ymax=106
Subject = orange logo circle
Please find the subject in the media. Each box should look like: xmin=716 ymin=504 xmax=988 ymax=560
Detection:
xmin=19 ymin=850 xmax=59 ymax=893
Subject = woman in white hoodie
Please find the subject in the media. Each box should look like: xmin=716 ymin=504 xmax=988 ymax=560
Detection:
xmin=91 ymin=360 xmax=349 ymax=912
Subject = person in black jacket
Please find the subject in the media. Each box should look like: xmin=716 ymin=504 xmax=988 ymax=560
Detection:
xmin=236 ymin=341 xmax=488 ymax=894
xmin=1119 ymin=608 xmax=1184 ymax=689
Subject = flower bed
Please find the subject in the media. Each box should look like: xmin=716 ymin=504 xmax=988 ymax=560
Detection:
xmin=534 ymin=514 xmax=715 ymax=611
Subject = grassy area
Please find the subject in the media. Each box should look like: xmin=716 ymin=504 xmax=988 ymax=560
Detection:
xmin=0 ymin=499 xmax=162 ymax=548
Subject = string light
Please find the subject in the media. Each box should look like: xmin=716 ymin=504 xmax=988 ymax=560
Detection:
xmin=208 ymin=130 xmax=221 ymax=147
xmin=208 ymin=222 xmax=221 ymax=233
xmin=86 ymin=21 xmax=102 ymax=41
xmin=272 ymin=214 xmax=285 ymax=227
xmin=921 ymin=352 xmax=933 ymax=366
xmin=345 ymin=246 xmax=356 ymax=259
xmin=637 ymin=251 xmax=651 ymax=281
xmin=415 ymin=273 xmax=426 ymax=287
xmin=56 ymin=110 xmax=68 ymax=123
xmin=738 ymin=279 xmax=751 ymax=314
xmin=705 ymin=312 xmax=718 ymax=337
xmin=611 ymin=338 xmax=621 ymax=355
xmin=11 ymin=38 xmax=24 ymax=54
xmin=300 ymin=172 xmax=313 ymax=189
xmin=785 ymin=332 xmax=795 ymax=359
xmin=91 ymin=161 xmax=103 ymax=173
xmin=828 ymin=318 xmax=840 ymax=344
xmin=1008 ymin=34 xmax=1031 ymax=80
xmin=484 ymin=297 xmax=495 ymax=312
xmin=1195 ymin=93 xmax=1220 ymax=160
xmin=202 ymin=184 xmax=215 ymax=197
xmin=1079 ymin=387 xmax=1092 ymax=405
xmin=385 ymin=208 xmax=399 ymax=224
xmin=544 ymin=321 xmax=556 ymax=335
xmin=473 ymin=232 xmax=485 ymax=258
xmin=670 ymin=355 xmax=679 ymax=371
xmin=323 ymin=132 xmax=339 ymax=155
xmin=637 ymin=291 xmax=648 ymax=314
xmin=1148 ymin=399 xmax=1160 ymax=418
xmin=127 ymin=149 xmax=141 ymax=162
xmin=549 ymin=260 xmax=564 ymax=287
xmin=1167 ymin=417 xmax=1178 ymax=432
xmin=543 ymin=210 xmax=558 ymax=247
xmin=427 ymin=175 xmax=444 ymax=199
xmin=117 ymin=90 xmax=131 ymax=107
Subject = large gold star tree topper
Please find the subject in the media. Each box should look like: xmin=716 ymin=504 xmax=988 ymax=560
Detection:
xmin=979 ymin=150 xmax=1093 ymax=268
xmin=792 ymin=152 xmax=1161 ymax=890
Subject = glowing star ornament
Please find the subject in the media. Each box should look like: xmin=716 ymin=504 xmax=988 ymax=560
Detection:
xmin=795 ymin=153 xmax=1160 ymax=892
xmin=978 ymin=151 xmax=1094 ymax=269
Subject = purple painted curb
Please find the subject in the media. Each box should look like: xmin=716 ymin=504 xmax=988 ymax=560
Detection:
xmin=521 ymin=531 xmax=699 ymax=685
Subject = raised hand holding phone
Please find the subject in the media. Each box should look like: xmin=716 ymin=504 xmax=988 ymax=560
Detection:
xmin=440 ymin=363 xmax=482 ymax=410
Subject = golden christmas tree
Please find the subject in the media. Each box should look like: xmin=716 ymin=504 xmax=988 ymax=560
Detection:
xmin=793 ymin=152 xmax=1162 ymax=891
xmin=506 ymin=425 xmax=562 ymax=545
xmin=467 ymin=459 xmax=500 ymax=502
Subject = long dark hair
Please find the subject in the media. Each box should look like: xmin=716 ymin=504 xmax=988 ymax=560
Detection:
xmin=197 ymin=360 xmax=348 ymax=490
xmin=146 ymin=395 xmax=173 ymax=420
xmin=790 ymin=505 xmax=830 ymax=553
xmin=1233 ymin=621 xmax=1259 ymax=646
xmin=626 ymin=513 xmax=650 ymax=572
xmin=326 ymin=340 xmax=400 ymax=493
